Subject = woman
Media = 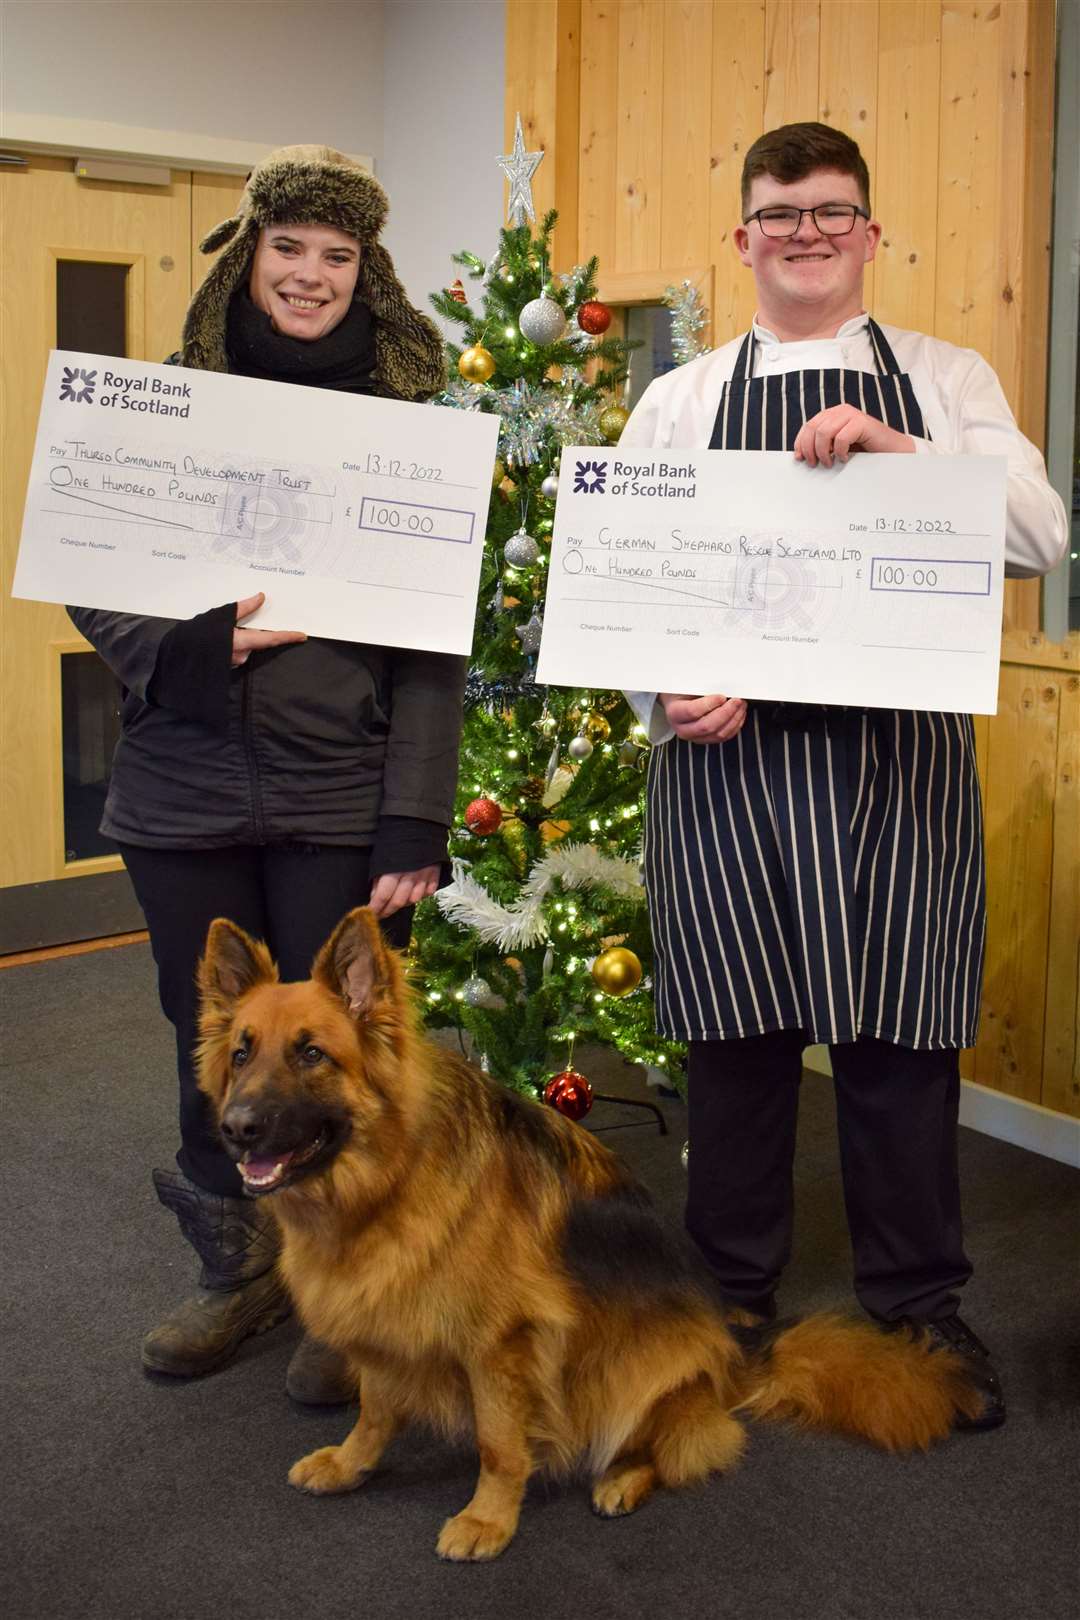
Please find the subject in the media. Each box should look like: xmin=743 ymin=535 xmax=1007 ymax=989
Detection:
xmin=69 ymin=146 xmax=460 ymax=1403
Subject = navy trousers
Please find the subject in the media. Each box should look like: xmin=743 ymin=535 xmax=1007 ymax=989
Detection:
xmin=685 ymin=1032 xmax=973 ymax=1323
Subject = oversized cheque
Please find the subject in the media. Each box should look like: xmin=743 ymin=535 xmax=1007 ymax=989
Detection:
xmin=14 ymin=351 xmax=499 ymax=654
xmin=536 ymin=448 xmax=1007 ymax=715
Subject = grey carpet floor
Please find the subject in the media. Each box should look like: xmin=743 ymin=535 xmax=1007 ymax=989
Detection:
xmin=3 ymin=942 xmax=1079 ymax=1620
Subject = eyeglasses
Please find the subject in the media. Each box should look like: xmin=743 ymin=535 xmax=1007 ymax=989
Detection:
xmin=744 ymin=203 xmax=870 ymax=238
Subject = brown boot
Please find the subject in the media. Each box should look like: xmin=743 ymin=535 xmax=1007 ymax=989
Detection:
xmin=142 ymin=1168 xmax=292 ymax=1377
xmin=286 ymin=1336 xmax=357 ymax=1405
xmin=143 ymin=1270 xmax=292 ymax=1376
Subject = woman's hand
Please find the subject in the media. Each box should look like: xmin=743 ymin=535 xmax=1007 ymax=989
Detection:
xmin=660 ymin=693 xmax=748 ymax=743
xmin=231 ymin=592 xmax=307 ymax=667
xmin=794 ymin=406 xmax=914 ymax=468
xmin=368 ymin=865 xmax=441 ymax=918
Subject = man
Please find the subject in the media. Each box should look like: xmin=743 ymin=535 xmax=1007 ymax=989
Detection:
xmin=622 ymin=122 xmax=1067 ymax=1430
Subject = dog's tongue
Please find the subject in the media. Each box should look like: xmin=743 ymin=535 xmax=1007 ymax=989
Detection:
xmin=240 ymin=1150 xmax=295 ymax=1184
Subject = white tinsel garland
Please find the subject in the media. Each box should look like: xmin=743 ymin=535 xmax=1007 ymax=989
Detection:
xmin=436 ymin=842 xmax=644 ymax=951
xmin=663 ymin=279 xmax=711 ymax=366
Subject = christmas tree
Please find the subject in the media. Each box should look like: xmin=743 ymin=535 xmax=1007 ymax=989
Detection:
xmin=409 ymin=127 xmax=708 ymax=1116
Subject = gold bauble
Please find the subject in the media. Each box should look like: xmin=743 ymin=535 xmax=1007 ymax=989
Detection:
xmin=591 ymin=946 xmax=643 ymax=998
xmin=492 ymin=458 xmax=506 ymax=487
xmin=458 ymin=344 xmax=496 ymax=383
xmin=583 ymin=713 xmax=611 ymax=744
xmin=599 ymin=403 xmax=630 ymax=443
xmin=540 ymin=818 xmax=571 ymax=843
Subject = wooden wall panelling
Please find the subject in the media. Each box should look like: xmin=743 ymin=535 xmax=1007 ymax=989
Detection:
xmin=615 ymin=0 xmax=667 ymax=272
xmin=1042 ymin=669 xmax=1080 ymax=1115
xmin=579 ymin=0 xmax=621 ymax=269
xmin=505 ymin=0 xmax=559 ymax=220
xmin=763 ymin=0 xmax=821 ymax=129
xmin=707 ymin=0 xmax=766 ymax=341
xmin=554 ymin=0 xmax=583 ymax=269
xmin=935 ymin=3 xmax=1001 ymax=361
xmin=660 ymin=1 xmax=714 ymax=270
xmin=1013 ymin=0 xmax=1055 ymax=451
xmin=504 ymin=0 xmax=582 ymax=269
xmin=996 ymin=0 xmax=1055 ymax=635
xmin=996 ymin=0 xmax=1034 ymax=635
xmin=818 ymin=0 xmax=880 ymax=316
xmin=874 ymin=1 xmax=941 ymax=336
xmin=994 ymin=0 xmax=1035 ymax=428
xmin=975 ymin=663 xmax=1060 ymax=1102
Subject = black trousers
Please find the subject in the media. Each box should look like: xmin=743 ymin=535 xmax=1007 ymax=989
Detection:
xmin=120 ymin=843 xmax=412 ymax=1198
xmin=685 ymin=1031 xmax=973 ymax=1324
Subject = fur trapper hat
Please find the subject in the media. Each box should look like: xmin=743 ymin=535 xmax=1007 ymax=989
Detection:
xmin=180 ymin=144 xmax=446 ymax=400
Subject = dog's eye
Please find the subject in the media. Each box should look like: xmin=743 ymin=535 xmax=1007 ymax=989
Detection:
xmin=301 ymin=1044 xmax=325 ymax=1065
xmin=232 ymin=1047 xmax=249 ymax=1068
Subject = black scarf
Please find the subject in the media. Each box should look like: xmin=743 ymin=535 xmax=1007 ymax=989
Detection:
xmin=225 ymin=291 xmax=378 ymax=393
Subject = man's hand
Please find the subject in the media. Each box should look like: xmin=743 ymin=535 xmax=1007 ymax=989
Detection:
xmin=368 ymin=865 xmax=441 ymax=918
xmin=232 ymin=592 xmax=307 ymax=667
xmin=794 ymin=406 xmax=915 ymax=468
xmin=660 ymin=693 xmax=748 ymax=743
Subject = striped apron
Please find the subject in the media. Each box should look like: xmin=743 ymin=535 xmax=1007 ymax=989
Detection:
xmin=644 ymin=320 xmax=986 ymax=1050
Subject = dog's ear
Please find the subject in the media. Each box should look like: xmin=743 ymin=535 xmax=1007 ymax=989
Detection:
xmin=313 ymin=907 xmax=395 ymax=1020
xmin=198 ymin=918 xmax=277 ymax=1009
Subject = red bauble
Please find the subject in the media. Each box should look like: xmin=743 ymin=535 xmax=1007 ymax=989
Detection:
xmin=464 ymin=797 xmax=503 ymax=836
xmin=577 ymin=300 xmax=612 ymax=335
xmin=544 ymin=1068 xmax=594 ymax=1121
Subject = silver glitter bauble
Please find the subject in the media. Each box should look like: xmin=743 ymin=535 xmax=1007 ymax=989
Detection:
xmin=568 ymin=734 xmax=594 ymax=761
xmin=504 ymin=528 xmax=539 ymax=567
xmin=462 ymin=975 xmax=493 ymax=1008
xmin=515 ymin=611 xmax=544 ymax=655
xmin=681 ymin=1140 xmax=689 ymax=1171
xmin=540 ymin=473 xmax=560 ymax=499
xmin=519 ymin=295 xmax=568 ymax=347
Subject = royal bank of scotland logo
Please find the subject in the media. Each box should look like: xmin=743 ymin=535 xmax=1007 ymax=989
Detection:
xmin=573 ymin=458 xmax=607 ymax=494
xmin=59 ymin=366 xmax=97 ymax=404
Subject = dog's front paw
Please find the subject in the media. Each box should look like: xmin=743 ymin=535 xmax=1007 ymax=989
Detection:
xmin=436 ymin=1510 xmax=516 ymax=1561
xmin=288 ymin=1445 xmax=367 ymax=1495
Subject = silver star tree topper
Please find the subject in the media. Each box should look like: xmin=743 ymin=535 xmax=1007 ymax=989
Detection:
xmin=497 ymin=113 xmax=544 ymax=227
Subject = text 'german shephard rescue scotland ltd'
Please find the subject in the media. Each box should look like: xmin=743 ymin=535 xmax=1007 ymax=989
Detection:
xmin=196 ymin=909 xmax=989 ymax=1562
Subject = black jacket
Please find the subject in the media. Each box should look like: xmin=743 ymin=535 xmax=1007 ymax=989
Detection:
xmin=68 ymin=603 xmax=465 ymax=867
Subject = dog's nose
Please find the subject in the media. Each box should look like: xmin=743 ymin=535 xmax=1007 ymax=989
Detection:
xmin=220 ymin=1100 xmax=273 ymax=1148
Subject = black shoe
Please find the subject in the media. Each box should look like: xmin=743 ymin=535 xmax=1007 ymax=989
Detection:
xmin=911 ymin=1313 xmax=1006 ymax=1432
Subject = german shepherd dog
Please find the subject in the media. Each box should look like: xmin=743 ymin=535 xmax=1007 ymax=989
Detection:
xmin=196 ymin=908 xmax=986 ymax=1562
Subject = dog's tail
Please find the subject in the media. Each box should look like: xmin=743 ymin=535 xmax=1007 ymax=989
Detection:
xmin=734 ymin=1314 xmax=986 ymax=1451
